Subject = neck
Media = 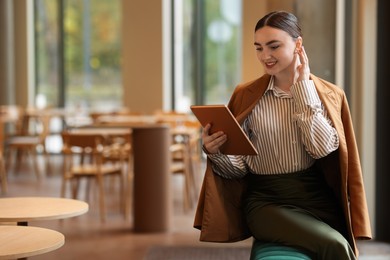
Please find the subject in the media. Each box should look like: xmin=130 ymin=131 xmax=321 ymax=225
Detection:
xmin=273 ymin=74 xmax=294 ymax=91
xmin=273 ymin=65 xmax=298 ymax=91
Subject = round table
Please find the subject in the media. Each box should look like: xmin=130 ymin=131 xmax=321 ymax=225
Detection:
xmin=0 ymin=197 xmax=89 ymax=225
xmin=0 ymin=225 xmax=64 ymax=259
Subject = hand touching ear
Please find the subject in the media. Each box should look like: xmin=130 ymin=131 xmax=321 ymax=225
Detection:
xmin=296 ymin=46 xmax=310 ymax=82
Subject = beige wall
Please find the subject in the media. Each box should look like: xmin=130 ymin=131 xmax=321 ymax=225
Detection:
xmin=121 ymin=0 xmax=164 ymax=114
xmin=241 ymin=1 xmax=266 ymax=82
xmin=349 ymin=0 xmax=377 ymax=235
xmin=13 ymin=0 xmax=33 ymax=107
xmin=0 ymin=0 xmax=32 ymax=107
xmin=0 ymin=0 xmax=14 ymax=105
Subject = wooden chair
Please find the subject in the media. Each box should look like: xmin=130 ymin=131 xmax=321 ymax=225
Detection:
xmin=4 ymin=113 xmax=50 ymax=180
xmin=61 ymin=131 xmax=130 ymax=222
xmin=101 ymin=131 xmax=133 ymax=218
xmin=171 ymin=127 xmax=201 ymax=211
xmin=0 ymin=105 xmax=24 ymax=130
xmin=0 ymin=105 xmax=23 ymax=192
xmin=170 ymin=142 xmax=197 ymax=211
xmin=156 ymin=111 xmax=202 ymax=211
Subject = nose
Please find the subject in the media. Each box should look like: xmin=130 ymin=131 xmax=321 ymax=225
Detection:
xmin=260 ymin=49 xmax=271 ymax=60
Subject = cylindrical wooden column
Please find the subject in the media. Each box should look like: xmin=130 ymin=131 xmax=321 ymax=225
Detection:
xmin=132 ymin=125 xmax=172 ymax=232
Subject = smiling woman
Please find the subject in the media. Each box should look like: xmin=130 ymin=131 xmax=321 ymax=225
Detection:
xmin=195 ymin=10 xmax=371 ymax=260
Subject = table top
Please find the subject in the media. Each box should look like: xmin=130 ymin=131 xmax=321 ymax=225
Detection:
xmin=0 ymin=225 xmax=64 ymax=259
xmin=96 ymin=115 xmax=157 ymax=124
xmin=69 ymin=127 xmax=132 ymax=136
xmin=0 ymin=197 xmax=88 ymax=223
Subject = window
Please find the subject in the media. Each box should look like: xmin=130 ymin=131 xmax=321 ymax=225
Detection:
xmin=173 ymin=0 xmax=242 ymax=111
xmin=35 ymin=0 xmax=61 ymax=108
xmin=34 ymin=0 xmax=122 ymax=111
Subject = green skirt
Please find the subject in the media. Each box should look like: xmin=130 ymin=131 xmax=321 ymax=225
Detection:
xmin=243 ymin=167 xmax=355 ymax=259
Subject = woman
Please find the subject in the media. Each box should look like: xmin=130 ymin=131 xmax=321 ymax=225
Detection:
xmin=194 ymin=11 xmax=371 ymax=259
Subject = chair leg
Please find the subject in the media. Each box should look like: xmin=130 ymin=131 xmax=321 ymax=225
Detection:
xmin=183 ymin=145 xmax=196 ymax=210
xmin=0 ymin=156 xmax=7 ymax=194
xmin=4 ymin=147 xmax=14 ymax=175
xmin=14 ymin=149 xmax=24 ymax=173
xmin=60 ymin=177 xmax=67 ymax=198
xmin=96 ymin=175 xmax=106 ymax=222
xmin=42 ymin=143 xmax=51 ymax=176
xmin=71 ymin=179 xmax=80 ymax=199
xmin=120 ymin=173 xmax=127 ymax=219
xmin=30 ymin=148 xmax=41 ymax=180
xmin=125 ymin=167 xmax=133 ymax=220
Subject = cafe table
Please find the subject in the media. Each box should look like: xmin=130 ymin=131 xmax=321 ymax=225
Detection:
xmin=0 ymin=225 xmax=64 ymax=260
xmin=0 ymin=197 xmax=89 ymax=226
xmin=95 ymin=114 xmax=157 ymax=126
xmin=79 ymin=123 xmax=173 ymax=232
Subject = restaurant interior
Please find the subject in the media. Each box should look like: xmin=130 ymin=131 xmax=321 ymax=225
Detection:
xmin=1 ymin=0 xmax=390 ymax=259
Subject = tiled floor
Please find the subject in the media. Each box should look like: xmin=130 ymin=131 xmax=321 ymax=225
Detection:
xmin=1 ymin=154 xmax=389 ymax=259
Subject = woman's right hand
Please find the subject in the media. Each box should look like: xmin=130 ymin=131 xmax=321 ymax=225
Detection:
xmin=202 ymin=123 xmax=227 ymax=154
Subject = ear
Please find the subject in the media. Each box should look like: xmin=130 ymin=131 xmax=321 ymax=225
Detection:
xmin=295 ymin=36 xmax=303 ymax=51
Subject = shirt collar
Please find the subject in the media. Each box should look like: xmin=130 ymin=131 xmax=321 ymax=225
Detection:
xmin=265 ymin=76 xmax=292 ymax=98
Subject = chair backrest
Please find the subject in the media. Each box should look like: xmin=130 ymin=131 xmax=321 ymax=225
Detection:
xmin=27 ymin=114 xmax=51 ymax=144
xmin=61 ymin=132 xmax=107 ymax=171
xmin=61 ymin=129 xmax=132 ymax=159
xmin=61 ymin=132 xmax=105 ymax=153
xmin=0 ymin=105 xmax=25 ymax=135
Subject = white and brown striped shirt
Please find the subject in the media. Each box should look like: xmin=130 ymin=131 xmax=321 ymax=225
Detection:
xmin=207 ymin=77 xmax=339 ymax=178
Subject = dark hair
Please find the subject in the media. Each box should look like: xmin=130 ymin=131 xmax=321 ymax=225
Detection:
xmin=255 ymin=11 xmax=302 ymax=38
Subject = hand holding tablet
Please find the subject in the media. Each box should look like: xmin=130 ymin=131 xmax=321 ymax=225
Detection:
xmin=190 ymin=105 xmax=258 ymax=155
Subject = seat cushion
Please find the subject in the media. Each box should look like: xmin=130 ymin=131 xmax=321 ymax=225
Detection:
xmin=250 ymin=240 xmax=312 ymax=260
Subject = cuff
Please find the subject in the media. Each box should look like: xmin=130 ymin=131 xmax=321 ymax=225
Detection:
xmin=290 ymin=80 xmax=321 ymax=113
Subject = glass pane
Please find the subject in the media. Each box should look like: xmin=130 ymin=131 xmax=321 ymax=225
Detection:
xmin=174 ymin=0 xmax=242 ymax=111
xmin=34 ymin=0 xmax=60 ymax=108
xmin=173 ymin=0 xmax=195 ymax=112
xmin=64 ymin=0 xmax=122 ymax=112
xmin=203 ymin=0 xmax=242 ymax=104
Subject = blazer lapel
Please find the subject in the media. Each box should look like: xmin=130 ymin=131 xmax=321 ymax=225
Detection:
xmin=235 ymin=75 xmax=271 ymax=124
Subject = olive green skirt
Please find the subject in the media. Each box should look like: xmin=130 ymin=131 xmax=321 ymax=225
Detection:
xmin=243 ymin=167 xmax=355 ymax=259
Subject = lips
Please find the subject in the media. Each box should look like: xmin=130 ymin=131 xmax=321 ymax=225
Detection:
xmin=264 ymin=61 xmax=277 ymax=69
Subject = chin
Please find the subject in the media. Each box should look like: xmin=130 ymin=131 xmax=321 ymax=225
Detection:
xmin=263 ymin=69 xmax=277 ymax=75
xmin=262 ymin=65 xmax=278 ymax=75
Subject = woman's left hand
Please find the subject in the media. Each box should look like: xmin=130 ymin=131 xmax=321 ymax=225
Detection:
xmin=296 ymin=46 xmax=310 ymax=82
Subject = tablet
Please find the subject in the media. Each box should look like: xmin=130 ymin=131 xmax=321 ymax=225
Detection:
xmin=190 ymin=105 xmax=258 ymax=155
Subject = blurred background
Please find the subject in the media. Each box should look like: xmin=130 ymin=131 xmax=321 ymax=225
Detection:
xmin=1 ymin=0 xmax=390 ymax=258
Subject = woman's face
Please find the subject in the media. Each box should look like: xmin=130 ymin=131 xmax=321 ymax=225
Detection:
xmin=254 ymin=26 xmax=301 ymax=76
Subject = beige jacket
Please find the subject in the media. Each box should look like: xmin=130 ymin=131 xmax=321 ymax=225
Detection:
xmin=193 ymin=74 xmax=372 ymax=255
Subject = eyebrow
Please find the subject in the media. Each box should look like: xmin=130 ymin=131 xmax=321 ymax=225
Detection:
xmin=254 ymin=40 xmax=280 ymax=46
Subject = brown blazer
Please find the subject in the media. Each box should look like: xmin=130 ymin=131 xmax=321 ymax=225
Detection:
xmin=193 ymin=74 xmax=372 ymax=255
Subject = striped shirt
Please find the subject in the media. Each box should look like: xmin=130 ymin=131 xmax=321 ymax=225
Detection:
xmin=207 ymin=77 xmax=339 ymax=178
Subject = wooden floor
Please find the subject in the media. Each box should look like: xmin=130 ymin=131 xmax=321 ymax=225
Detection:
xmin=1 ymin=154 xmax=390 ymax=259
xmin=1 ymin=154 xmax=252 ymax=260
